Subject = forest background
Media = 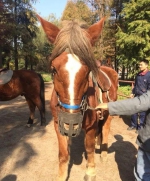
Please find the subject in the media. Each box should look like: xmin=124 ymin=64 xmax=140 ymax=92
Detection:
xmin=0 ymin=0 xmax=150 ymax=80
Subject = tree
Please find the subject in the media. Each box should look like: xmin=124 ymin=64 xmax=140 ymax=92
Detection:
xmin=81 ymin=0 xmax=116 ymax=63
xmin=62 ymin=0 xmax=111 ymax=61
xmin=13 ymin=0 xmax=38 ymax=70
xmin=33 ymin=14 xmax=58 ymax=72
xmin=116 ymin=0 xmax=150 ymax=78
xmin=0 ymin=0 xmax=38 ymax=70
xmin=0 ymin=1 xmax=13 ymax=68
xmin=61 ymin=0 xmax=93 ymax=25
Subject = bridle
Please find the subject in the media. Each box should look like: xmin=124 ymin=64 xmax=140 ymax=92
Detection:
xmin=51 ymin=65 xmax=97 ymax=138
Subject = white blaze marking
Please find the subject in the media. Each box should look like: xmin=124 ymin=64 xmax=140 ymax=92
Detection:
xmin=65 ymin=54 xmax=82 ymax=105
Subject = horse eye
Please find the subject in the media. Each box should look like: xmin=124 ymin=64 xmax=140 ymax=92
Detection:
xmin=51 ymin=66 xmax=57 ymax=74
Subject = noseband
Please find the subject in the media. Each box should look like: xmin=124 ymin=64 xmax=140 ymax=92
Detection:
xmin=59 ymin=100 xmax=81 ymax=110
xmin=58 ymin=96 xmax=96 ymax=112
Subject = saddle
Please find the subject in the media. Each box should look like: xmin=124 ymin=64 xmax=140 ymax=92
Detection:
xmin=0 ymin=68 xmax=13 ymax=85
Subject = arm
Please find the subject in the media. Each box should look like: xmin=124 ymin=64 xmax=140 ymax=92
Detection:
xmin=96 ymin=90 xmax=150 ymax=116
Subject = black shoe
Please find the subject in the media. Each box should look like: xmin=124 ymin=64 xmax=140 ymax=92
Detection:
xmin=127 ymin=126 xmax=136 ymax=130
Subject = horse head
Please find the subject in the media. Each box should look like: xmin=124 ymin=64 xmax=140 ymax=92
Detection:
xmin=37 ymin=15 xmax=105 ymax=137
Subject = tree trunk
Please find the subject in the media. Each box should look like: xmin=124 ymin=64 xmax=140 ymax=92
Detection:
xmin=14 ymin=0 xmax=18 ymax=70
xmin=0 ymin=47 xmax=2 ymax=68
xmin=25 ymin=56 xmax=28 ymax=70
xmin=30 ymin=58 xmax=33 ymax=70
xmin=14 ymin=35 xmax=18 ymax=70
xmin=121 ymin=65 xmax=125 ymax=80
xmin=7 ymin=62 xmax=10 ymax=69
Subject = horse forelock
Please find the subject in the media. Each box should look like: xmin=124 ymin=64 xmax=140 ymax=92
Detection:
xmin=50 ymin=20 xmax=99 ymax=77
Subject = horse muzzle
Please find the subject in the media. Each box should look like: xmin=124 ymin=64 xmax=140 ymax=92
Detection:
xmin=58 ymin=110 xmax=83 ymax=137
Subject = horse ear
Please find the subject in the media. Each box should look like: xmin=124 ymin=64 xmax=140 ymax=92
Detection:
xmin=87 ymin=17 xmax=106 ymax=45
xmin=36 ymin=14 xmax=60 ymax=44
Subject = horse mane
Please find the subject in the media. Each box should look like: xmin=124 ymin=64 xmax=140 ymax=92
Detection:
xmin=49 ymin=20 xmax=99 ymax=77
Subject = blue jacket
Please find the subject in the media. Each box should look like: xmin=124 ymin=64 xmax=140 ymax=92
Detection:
xmin=132 ymin=71 xmax=150 ymax=96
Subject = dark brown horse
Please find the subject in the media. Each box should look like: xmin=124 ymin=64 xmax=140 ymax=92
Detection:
xmin=0 ymin=69 xmax=46 ymax=126
xmin=38 ymin=15 xmax=118 ymax=181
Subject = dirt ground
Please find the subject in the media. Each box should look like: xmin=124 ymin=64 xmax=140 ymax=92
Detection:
xmin=0 ymin=82 xmax=138 ymax=181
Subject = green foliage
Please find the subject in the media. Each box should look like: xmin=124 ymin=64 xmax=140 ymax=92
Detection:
xmin=40 ymin=72 xmax=52 ymax=82
xmin=116 ymin=0 xmax=150 ymax=78
xmin=0 ymin=0 xmax=39 ymax=70
xmin=118 ymin=85 xmax=132 ymax=100
xmin=61 ymin=1 xmax=93 ymax=25
xmin=62 ymin=0 xmax=116 ymax=62
xmin=33 ymin=15 xmax=59 ymax=72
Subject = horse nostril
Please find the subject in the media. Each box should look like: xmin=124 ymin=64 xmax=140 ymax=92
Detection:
xmin=64 ymin=123 xmax=79 ymax=130
xmin=64 ymin=123 xmax=69 ymax=130
xmin=73 ymin=124 xmax=79 ymax=129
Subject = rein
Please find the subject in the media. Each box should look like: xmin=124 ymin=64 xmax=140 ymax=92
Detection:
xmin=80 ymin=96 xmax=96 ymax=111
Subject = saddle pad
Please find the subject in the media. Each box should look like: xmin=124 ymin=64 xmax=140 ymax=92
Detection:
xmin=0 ymin=70 xmax=13 ymax=85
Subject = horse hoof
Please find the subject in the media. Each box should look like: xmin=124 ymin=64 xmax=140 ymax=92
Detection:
xmin=41 ymin=122 xmax=46 ymax=126
xmin=95 ymin=144 xmax=100 ymax=149
xmin=26 ymin=124 xmax=31 ymax=128
xmin=41 ymin=119 xmax=46 ymax=126
xmin=84 ymin=174 xmax=96 ymax=181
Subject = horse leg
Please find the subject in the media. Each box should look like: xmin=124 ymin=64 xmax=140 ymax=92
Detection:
xmin=54 ymin=121 xmax=70 ymax=181
xmin=84 ymin=124 xmax=97 ymax=181
xmin=37 ymin=100 xmax=46 ymax=126
xmin=25 ymin=98 xmax=36 ymax=127
xmin=31 ymin=97 xmax=46 ymax=126
xmin=100 ymin=113 xmax=112 ymax=162
xmin=95 ymin=132 xmax=102 ymax=149
xmin=95 ymin=117 xmax=102 ymax=149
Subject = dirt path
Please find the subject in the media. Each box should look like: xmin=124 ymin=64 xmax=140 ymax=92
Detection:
xmin=0 ymin=82 xmax=138 ymax=181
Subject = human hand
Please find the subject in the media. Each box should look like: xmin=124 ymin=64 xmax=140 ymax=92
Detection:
xmin=95 ymin=103 xmax=108 ymax=110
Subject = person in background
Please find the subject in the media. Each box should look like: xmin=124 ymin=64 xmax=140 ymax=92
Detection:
xmin=128 ymin=59 xmax=150 ymax=131
xmin=96 ymin=89 xmax=150 ymax=181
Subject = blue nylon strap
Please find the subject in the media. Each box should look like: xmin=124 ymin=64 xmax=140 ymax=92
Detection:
xmin=59 ymin=101 xmax=80 ymax=110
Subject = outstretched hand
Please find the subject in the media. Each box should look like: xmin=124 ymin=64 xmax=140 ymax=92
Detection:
xmin=95 ymin=103 xmax=108 ymax=110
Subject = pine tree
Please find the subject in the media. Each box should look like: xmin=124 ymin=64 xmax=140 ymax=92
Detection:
xmin=116 ymin=0 xmax=150 ymax=78
xmin=1 ymin=0 xmax=38 ymax=70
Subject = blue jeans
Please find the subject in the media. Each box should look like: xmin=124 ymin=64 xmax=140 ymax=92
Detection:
xmin=131 ymin=112 xmax=146 ymax=129
xmin=134 ymin=147 xmax=150 ymax=181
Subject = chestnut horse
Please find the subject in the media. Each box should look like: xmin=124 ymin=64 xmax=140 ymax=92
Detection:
xmin=0 ymin=69 xmax=46 ymax=126
xmin=38 ymin=15 xmax=118 ymax=181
